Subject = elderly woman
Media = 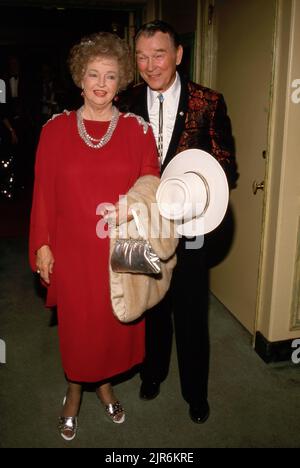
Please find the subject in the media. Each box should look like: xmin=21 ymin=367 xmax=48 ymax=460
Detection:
xmin=29 ymin=32 xmax=159 ymax=440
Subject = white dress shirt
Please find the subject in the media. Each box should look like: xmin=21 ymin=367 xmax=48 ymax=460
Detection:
xmin=147 ymin=72 xmax=181 ymax=164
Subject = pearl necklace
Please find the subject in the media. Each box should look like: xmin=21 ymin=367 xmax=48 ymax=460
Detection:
xmin=76 ymin=106 xmax=120 ymax=149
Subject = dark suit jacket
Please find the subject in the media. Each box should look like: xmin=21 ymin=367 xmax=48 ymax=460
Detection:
xmin=118 ymin=76 xmax=238 ymax=189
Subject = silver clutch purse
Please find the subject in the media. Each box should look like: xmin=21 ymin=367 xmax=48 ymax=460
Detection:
xmin=110 ymin=210 xmax=161 ymax=275
xmin=111 ymin=238 xmax=161 ymax=274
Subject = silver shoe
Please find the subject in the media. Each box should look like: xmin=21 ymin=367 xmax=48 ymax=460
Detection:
xmin=105 ymin=400 xmax=125 ymax=424
xmin=58 ymin=396 xmax=78 ymax=441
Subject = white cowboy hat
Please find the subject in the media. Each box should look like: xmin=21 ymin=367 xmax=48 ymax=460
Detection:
xmin=156 ymin=149 xmax=229 ymax=236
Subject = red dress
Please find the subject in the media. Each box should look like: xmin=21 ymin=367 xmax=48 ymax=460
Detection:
xmin=29 ymin=110 xmax=159 ymax=382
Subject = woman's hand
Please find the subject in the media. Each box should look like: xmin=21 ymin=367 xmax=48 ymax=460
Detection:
xmin=114 ymin=203 xmax=134 ymax=226
xmin=36 ymin=245 xmax=55 ymax=284
xmin=100 ymin=202 xmax=133 ymax=226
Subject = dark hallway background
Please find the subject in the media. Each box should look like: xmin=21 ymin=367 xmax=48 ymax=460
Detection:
xmin=0 ymin=1 xmax=142 ymax=233
xmin=0 ymin=4 xmax=133 ymax=109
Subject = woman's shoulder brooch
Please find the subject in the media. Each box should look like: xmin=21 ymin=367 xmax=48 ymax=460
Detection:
xmin=123 ymin=112 xmax=150 ymax=135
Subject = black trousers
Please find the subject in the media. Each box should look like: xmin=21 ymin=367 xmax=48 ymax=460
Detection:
xmin=141 ymin=238 xmax=209 ymax=407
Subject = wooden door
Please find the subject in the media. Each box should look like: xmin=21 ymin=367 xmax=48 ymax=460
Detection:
xmin=209 ymin=0 xmax=277 ymax=332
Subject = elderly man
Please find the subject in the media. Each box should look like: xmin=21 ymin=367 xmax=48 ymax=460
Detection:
xmin=118 ymin=20 xmax=237 ymax=423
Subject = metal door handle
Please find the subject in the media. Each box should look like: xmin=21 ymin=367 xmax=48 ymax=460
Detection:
xmin=252 ymin=180 xmax=264 ymax=195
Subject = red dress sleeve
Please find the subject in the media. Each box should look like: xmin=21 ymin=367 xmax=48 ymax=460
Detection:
xmin=29 ymin=118 xmax=60 ymax=270
xmin=29 ymin=116 xmax=66 ymax=306
xmin=139 ymin=125 xmax=160 ymax=178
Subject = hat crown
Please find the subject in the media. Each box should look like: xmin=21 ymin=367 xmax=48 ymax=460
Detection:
xmin=156 ymin=149 xmax=229 ymax=236
xmin=156 ymin=172 xmax=209 ymax=222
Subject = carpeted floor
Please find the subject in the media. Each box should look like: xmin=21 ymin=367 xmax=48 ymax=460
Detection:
xmin=0 ymin=237 xmax=300 ymax=448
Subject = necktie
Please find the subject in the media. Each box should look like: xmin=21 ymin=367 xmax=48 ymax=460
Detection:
xmin=158 ymin=93 xmax=164 ymax=165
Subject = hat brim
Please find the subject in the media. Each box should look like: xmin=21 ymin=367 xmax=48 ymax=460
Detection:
xmin=159 ymin=149 xmax=229 ymax=236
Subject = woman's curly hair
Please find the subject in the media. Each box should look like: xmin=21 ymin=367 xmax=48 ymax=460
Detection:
xmin=68 ymin=32 xmax=134 ymax=92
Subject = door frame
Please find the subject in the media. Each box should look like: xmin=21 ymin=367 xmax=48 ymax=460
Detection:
xmin=255 ymin=0 xmax=300 ymax=343
xmin=194 ymin=0 xmax=217 ymax=87
xmin=253 ymin=0 xmax=281 ymax=339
